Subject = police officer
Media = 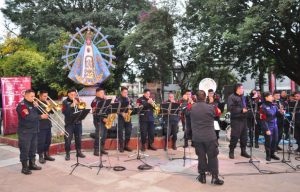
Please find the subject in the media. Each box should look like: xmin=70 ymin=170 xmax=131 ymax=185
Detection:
xmin=16 ymin=89 xmax=47 ymax=175
xmin=227 ymin=83 xmax=250 ymax=159
xmin=260 ymin=92 xmax=281 ymax=161
xmin=181 ymin=90 xmax=194 ymax=148
xmin=273 ymin=90 xmax=288 ymax=151
xmin=191 ymin=90 xmax=224 ymax=185
xmin=114 ymin=87 xmax=133 ymax=152
xmin=163 ymin=91 xmax=180 ymax=150
xmin=137 ymin=89 xmax=157 ymax=151
xmin=37 ymin=90 xmax=55 ymax=164
xmin=91 ymin=87 xmax=109 ymax=156
xmin=62 ymin=89 xmax=85 ymax=160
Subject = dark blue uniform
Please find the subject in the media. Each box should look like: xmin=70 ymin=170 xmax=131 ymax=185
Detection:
xmin=260 ymin=101 xmax=280 ymax=158
xmin=162 ymin=100 xmax=179 ymax=149
xmin=137 ymin=96 xmax=155 ymax=148
xmin=91 ymin=96 xmax=107 ymax=152
xmin=180 ymin=98 xmax=193 ymax=147
xmin=114 ymin=96 xmax=132 ymax=150
xmin=274 ymin=99 xmax=289 ymax=147
xmin=37 ymin=101 xmax=53 ymax=155
xmin=16 ymin=99 xmax=40 ymax=162
xmin=62 ymin=97 xmax=82 ymax=153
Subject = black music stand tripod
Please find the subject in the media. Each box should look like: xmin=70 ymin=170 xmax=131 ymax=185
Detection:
xmin=161 ymin=102 xmax=180 ymax=160
xmin=235 ymin=97 xmax=260 ymax=173
xmin=69 ymin=109 xmax=91 ymax=175
xmin=90 ymin=99 xmax=112 ymax=175
xmin=125 ymin=106 xmax=152 ymax=170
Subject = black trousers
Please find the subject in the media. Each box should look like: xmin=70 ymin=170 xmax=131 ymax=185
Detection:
xmin=93 ymin=120 xmax=107 ymax=150
xmin=229 ymin=118 xmax=248 ymax=149
xmin=277 ymin=119 xmax=288 ymax=146
xmin=264 ymin=127 xmax=278 ymax=154
xmin=37 ymin=128 xmax=52 ymax=154
xmin=247 ymin=116 xmax=260 ymax=144
xmin=194 ymin=140 xmax=219 ymax=175
xmin=294 ymin=122 xmax=300 ymax=145
xmin=163 ymin=121 xmax=179 ymax=142
xmin=184 ymin=116 xmax=192 ymax=140
xmin=18 ymin=132 xmax=37 ymax=162
xmin=140 ymin=121 xmax=155 ymax=145
xmin=64 ymin=123 xmax=82 ymax=152
xmin=118 ymin=116 xmax=132 ymax=144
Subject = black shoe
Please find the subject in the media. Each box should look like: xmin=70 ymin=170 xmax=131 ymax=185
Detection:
xmin=119 ymin=147 xmax=124 ymax=153
xmin=101 ymin=149 xmax=108 ymax=155
xmin=211 ymin=175 xmax=224 ymax=185
xmin=141 ymin=144 xmax=146 ymax=152
xmin=172 ymin=143 xmax=177 ymax=150
xmin=271 ymin=154 xmax=280 ymax=160
xmin=93 ymin=150 xmax=100 ymax=156
xmin=241 ymin=149 xmax=251 ymax=158
xmin=148 ymin=144 xmax=157 ymax=151
xmin=124 ymin=146 xmax=132 ymax=152
xmin=44 ymin=152 xmax=55 ymax=161
xmin=28 ymin=159 xmax=42 ymax=170
xmin=229 ymin=149 xmax=234 ymax=159
xmin=277 ymin=146 xmax=282 ymax=151
xmin=266 ymin=155 xmax=271 ymax=161
xmin=65 ymin=152 xmax=70 ymax=161
xmin=77 ymin=151 xmax=86 ymax=158
xmin=183 ymin=140 xmax=188 ymax=148
xmin=21 ymin=161 xmax=32 ymax=175
xmin=255 ymin=142 xmax=259 ymax=148
xmin=38 ymin=153 xmax=46 ymax=164
xmin=197 ymin=173 xmax=206 ymax=184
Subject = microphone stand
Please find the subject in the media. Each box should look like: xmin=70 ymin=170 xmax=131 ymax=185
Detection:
xmin=235 ymin=96 xmax=261 ymax=173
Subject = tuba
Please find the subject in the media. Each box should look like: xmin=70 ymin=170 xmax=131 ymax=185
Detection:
xmin=198 ymin=78 xmax=217 ymax=95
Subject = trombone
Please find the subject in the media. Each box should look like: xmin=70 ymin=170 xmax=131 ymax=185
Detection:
xmin=34 ymin=97 xmax=69 ymax=138
xmin=74 ymin=90 xmax=86 ymax=113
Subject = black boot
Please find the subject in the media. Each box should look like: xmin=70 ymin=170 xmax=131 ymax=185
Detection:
xmin=197 ymin=173 xmax=206 ymax=184
xmin=124 ymin=140 xmax=132 ymax=152
xmin=148 ymin=143 xmax=157 ymax=151
xmin=21 ymin=161 xmax=32 ymax=175
xmin=211 ymin=175 xmax=224 ymax=185
xmin=100 ymin=145 xmax=108 ymax=155
xmin=44 ymin=151 xmax=55 ymax=161
xmin=183 ymin=139 xmax=188 ymax=148
xmin=38 ymin=153 xmax=46 ymax=164
xmin=29 ymin=159 xmax=42 ymax=170
xmin=255 ymin=141 xmax=259 ymax=148
xmin=141 ymin=144 xmax=146 ymax=152
xmin=65 ymin=151 xmax=70 ymax=161
xmin=93 ymin=149 xmax=100 ymax=156
xmin=76 ymin=150 xmax=86 ymax=158
xmin=266 ymin=150 xmax=271 ymax=161
xmin=119 ymin=142 xmax=124 ymax=153
xmin=172 ymin=141 xmax=177 ymax=150
xmin=229 ymin=148 xmax=234 ymax=159
xmin=241 ymin=148 xmax=251 ymax=158
xmin=271 ymin=152 xmax=280 ymax=160
xmin=276 ymin=146 xmax=282 ymax=151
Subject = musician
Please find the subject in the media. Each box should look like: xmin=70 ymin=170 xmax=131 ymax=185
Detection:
xmin=114 ymin=87 xmax=133 ymax=152
xmin=137 ymin=89 xmax=157 ymax=151
xmin=181 ymin=89 xmax=194 ymax=148
xmin=16 ymin=89 xmax=47 ymax=175
xmin=273 ymin=90 xmax=288 ymax=151
xmin=260 ymin=92 xmax=281 ymax=161
xmin=190 ymin=90 xmax=223 ymax=185
xmin=227 ymin=83 xmax=250 ymax=159
xmin=246 ymin=89 xmax=262 ymax=149
xmin=292 ymin=92 xmax=300 ymax=152
xmin=280 ymin=90 xmax=288 ymax=102
xmin=37 ymin=90 xmax=55 ymax=164
xmin=163 ymin=91 xmax=180 ymax=150
xmin=91 ymin=87 xmax=108 ymax=156
xmin=62 ymin=89 xmax=85 ymax=160
xmin=207 ymin=89 xmax=221 ymax=141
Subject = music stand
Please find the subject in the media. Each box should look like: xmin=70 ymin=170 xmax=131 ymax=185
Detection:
xmin=161 ymin=102 xmax=180 ymax=160
xmin=69 ymin=109 xmax=91 ymax=175
xmin=125 ymin=106 xmax=152 ymax=170
xmin=110 ymin=102 xmax=127 ymax=171
xmin=90 ymin=99 xmax=112 ymax=175
xmin=172 ymin=105 xmax=197 ymax=166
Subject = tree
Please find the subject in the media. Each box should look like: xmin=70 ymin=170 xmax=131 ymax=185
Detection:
xmin=185 ymin=0 xmax=300 ymax=86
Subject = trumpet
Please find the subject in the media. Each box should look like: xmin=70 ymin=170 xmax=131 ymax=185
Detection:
xmin=34 ymin=97 xmax=69 ymax=138
xmin=74 ymin=90 xmax=86 ymax=112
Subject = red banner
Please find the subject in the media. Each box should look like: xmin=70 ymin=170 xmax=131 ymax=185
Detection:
xmin=1 ymin=77 xmax=31 ymax=135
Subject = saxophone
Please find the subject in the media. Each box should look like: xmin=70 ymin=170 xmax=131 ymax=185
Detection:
xmin=150 ymin=100 xmax=160 ymax=116
xmin=123 ymin=109 xmax=132 ymax=122
xmin=105 ymin=113 xmax=117 ymax=129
